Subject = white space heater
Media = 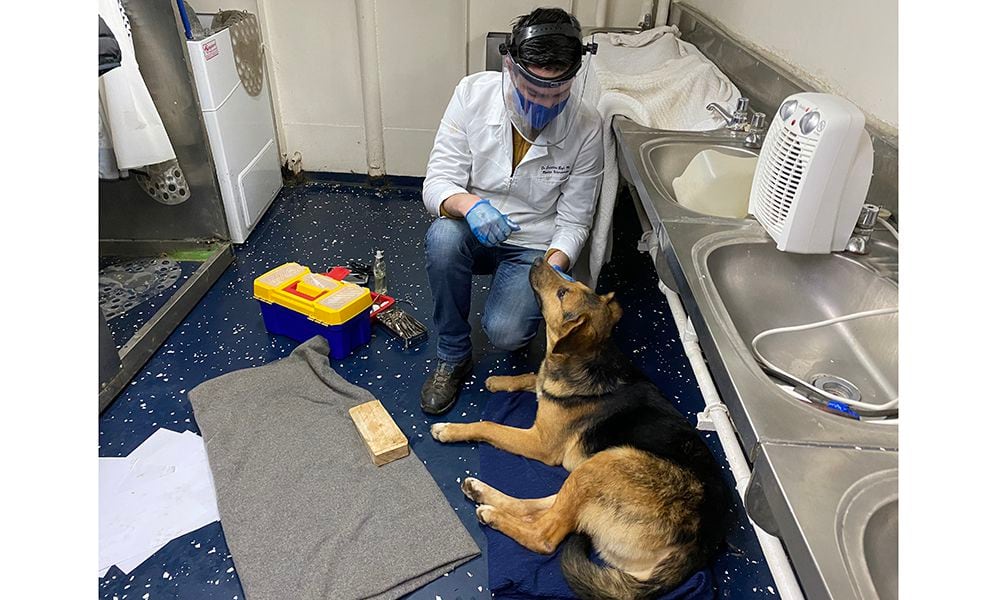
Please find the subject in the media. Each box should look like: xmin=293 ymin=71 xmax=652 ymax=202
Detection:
xmin=749 ymin=93 xmax=874 ymax=253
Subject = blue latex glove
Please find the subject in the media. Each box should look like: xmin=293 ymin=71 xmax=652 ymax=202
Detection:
xmin=466 ymin=199 xmax=520 ymax=247
xmin=551 ymin=263 xmax=574 ymax=282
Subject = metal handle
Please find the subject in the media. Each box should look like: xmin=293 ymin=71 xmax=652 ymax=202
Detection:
xmin=751 ymin=112 xmax=766 ymax=130
xmin=733 ymin=97 xmax=751 ymax=126
xmin=857 ymin=204 xmax=880 ymax=228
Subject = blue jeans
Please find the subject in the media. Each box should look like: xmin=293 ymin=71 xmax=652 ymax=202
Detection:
xmin=425 ymin=218 xmax=545 ymax=363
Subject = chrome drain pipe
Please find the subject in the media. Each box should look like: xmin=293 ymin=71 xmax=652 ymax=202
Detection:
xmin=656 ymin=276 xmax=805 ymax=600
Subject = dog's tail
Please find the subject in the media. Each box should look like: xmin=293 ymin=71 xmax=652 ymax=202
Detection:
xmin=560 ymin=534 xmax=699 ymax=600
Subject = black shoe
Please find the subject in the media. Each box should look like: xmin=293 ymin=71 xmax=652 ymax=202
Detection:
xmin=420 ymin=358 xmax=473 ymax=415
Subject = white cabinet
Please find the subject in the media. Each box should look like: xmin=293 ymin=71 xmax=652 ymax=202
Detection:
xmin=188 ymin=27 xmax=281 ymax=243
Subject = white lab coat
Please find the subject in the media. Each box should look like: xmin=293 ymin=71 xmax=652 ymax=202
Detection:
xmin=423 ymin=71 xmax=604 ymax=268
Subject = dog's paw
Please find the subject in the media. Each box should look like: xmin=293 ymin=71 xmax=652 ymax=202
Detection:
xmin=429 ymin=423 xmax=453 ymax=443
xmin=476 ymin=504 xmax=496 ymax=526
xmin=461 ymin=477 xmax=485 ymax=502
xmin=486 ymin=374 xmax=535 ymax=393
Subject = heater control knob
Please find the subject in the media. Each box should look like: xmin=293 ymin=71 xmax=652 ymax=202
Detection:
xmin=779 ymin=99 xmax=798 ymax=121
xmin=800 ymin=110 xmax=821 ymax=135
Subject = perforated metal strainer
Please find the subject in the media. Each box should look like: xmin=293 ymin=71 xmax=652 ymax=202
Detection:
xmin=99 ymin=258 xmax=182 ymax=319
xmin=134 ymin=159 xmax=191 ymax=205
xmin=212 ymin=11 xmax=264 ymax=97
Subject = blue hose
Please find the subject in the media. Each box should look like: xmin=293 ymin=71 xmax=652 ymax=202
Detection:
xmin=825 ymin=401 xmax=861 ymax=420
xmin=176 ymin=0 xmax=193 ymax=40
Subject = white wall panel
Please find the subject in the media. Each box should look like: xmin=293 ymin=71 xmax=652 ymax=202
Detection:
xmin=261 ymin=0 xmax=367 ymax=171
xmin=382 ymin=128 xmax=437 ymax=178
xmin=609 ymin=0 xmax=653 ymax=27
xmin=574 ymin=0 xmax=650 ymax=28
xmin=284 ymin=123 xmax=366 ymax=173
xmin=680 ymin=0 xmax=897 ymax=131
xmin=377 ymin=0 xmax=467 ymax=176
xmin=467 ymin=0 xmax=573 ymax=74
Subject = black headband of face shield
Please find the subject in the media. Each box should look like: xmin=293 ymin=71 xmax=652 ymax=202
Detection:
xmin=498 ymin=22 xmax=598 ymax=87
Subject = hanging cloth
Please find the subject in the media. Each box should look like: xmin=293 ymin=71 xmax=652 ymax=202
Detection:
xmin=97 ymin=0 xmax=176 ymax=170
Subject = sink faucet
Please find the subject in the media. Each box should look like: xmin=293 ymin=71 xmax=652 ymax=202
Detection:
xmin=706 ymin=98 xmax=768 ymax=149
xmin=845 ymin=204 xmax=881 ymax=255
xmin=707 ymin=97 xmax=751 ymax=130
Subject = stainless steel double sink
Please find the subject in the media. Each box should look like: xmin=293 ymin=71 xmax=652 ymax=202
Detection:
xmin=614 ymin=117 xmax=898 ymax=600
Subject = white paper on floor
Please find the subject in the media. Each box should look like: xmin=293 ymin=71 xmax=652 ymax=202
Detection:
xmin=99 ymin=428 xmax=219 ymax=577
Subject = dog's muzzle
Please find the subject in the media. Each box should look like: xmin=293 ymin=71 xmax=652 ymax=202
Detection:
xmin=528 ymin=256 xmax=550 ymax=288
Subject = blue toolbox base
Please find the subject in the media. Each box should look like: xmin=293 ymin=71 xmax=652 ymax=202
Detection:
xmin=258 ymin=299 xmax=371 ymax=360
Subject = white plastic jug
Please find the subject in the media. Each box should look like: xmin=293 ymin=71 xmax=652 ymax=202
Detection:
xmin=672 ymin=149 xmax=758 ymax=219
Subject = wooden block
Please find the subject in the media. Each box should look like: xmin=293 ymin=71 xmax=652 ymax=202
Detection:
xmin=348 ymin=400 xmax=410 ymax=466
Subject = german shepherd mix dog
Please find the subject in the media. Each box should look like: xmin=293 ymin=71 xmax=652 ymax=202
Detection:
xmin=431 ymin=257 xmax=728 ymax=600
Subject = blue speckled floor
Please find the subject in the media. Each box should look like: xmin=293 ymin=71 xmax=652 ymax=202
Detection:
xmin=99 ymin=177 xmax=777 ymax=599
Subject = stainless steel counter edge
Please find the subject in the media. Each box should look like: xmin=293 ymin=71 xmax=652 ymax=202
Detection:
xmin=754 ymin=442 xmax=898 ymax=600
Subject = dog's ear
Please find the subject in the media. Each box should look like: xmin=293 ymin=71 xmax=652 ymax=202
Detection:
xmin=601 ymin=292 xmax=623 ymax=326
xmin=552 ymin=314 xmax=590 ymax=356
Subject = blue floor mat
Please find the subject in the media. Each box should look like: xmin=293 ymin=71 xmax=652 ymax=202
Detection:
xmin=478 ymin=391 xmax=714 ymax=600
xmin=99 ymin=177 xmax=778 ymax=599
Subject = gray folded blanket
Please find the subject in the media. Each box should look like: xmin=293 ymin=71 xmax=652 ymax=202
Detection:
xmin=189 ymin=336 xmax=480 ymax=600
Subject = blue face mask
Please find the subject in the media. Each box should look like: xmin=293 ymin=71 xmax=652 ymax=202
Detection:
xmin=514 ymin=87 xmax=569 ymax=130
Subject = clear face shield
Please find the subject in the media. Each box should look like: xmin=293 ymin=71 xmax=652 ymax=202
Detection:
xmin=499 ymin=24 xmax=598 ymax=147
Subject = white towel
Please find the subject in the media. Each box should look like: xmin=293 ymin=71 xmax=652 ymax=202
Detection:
xmin=576 ymin=26 xmax=740 ymax=288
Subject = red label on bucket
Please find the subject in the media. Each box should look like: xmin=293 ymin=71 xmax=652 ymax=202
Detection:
xmin=203 ymin=40 xmax=219 ymax=60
